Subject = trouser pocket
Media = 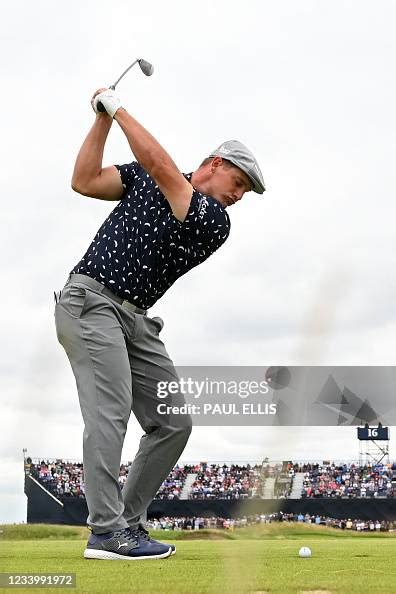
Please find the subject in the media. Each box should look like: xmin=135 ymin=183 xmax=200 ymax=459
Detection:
xmin=56 ymin=283 xmax=88 ymax=319
xmin=68 ymin=284 xmax=88 ymax=319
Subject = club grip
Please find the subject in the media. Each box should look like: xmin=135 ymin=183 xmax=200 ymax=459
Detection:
xmin=96 ymin=86 xmax=115 ymax=113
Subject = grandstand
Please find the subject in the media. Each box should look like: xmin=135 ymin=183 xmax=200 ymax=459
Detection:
xmin=300 ymin=461 xmax=395 ymax=498
xmin=26 ymin=457 xmax=396 ymax=502
xmin=24 ymin=454 xmax=396 ymax=526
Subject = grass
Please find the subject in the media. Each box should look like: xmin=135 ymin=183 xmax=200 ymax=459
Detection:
xmin=1 ymin=524 xmax=396 ymax=593
xmin=2 ymin=522 xmax=394 ymax=541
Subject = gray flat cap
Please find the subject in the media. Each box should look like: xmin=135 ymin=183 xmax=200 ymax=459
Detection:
xmin=209 ymin=139 xmax=265 ymax=194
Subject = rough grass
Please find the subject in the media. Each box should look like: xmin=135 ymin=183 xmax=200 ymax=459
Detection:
xmin=1 ymin=522 xmax=395 ymax=541
xmin=0 ymin=524 xmax=88 ymax=541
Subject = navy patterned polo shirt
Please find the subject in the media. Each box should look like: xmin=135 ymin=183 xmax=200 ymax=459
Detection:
xmin=70 ymin=161 xmax=231 ymax=309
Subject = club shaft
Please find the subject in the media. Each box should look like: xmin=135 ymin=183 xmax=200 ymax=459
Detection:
xmin=111 ymin=59 xmax=139 ymax=89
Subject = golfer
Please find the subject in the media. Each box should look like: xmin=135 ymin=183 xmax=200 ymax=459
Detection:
xmin=54 ymin=87 xmax=265 ymax=561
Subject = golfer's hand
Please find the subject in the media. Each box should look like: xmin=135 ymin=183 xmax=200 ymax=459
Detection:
xmin=92 ymin=88 xmax=122 ymax=118
xmin=91 ymin=88 xmax=107 ymax=114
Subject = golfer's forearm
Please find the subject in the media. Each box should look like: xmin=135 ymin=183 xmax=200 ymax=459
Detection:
xmin=71 ymin=115 xmax=113 ymax=191
xmin=114 ymin=108 xmax=179 ymax=177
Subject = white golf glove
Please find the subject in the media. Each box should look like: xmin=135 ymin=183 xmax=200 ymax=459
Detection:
xmin=93 ymin=88 xmax=122 ymax=118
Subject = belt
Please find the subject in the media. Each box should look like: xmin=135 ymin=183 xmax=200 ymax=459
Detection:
xmin=68 ymin=273 xmax=147 ymax=315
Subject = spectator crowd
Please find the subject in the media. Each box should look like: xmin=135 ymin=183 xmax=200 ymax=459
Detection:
xmin=146 ymin=512 xmax=393 ymax=532
xmin=26 ymin=458 xmax=396 ymax=501
xmin=189 ymin=463 xmax=263 ymax=499
xmin=297 ymin=462 xmax=396 ymax=498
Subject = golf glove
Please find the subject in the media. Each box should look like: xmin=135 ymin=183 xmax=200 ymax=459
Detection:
xmin=93 ymin=89 xmax=122 ymax=118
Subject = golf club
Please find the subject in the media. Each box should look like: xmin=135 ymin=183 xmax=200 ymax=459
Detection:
xmin=96 ymin=58 xmax=154 ymax=112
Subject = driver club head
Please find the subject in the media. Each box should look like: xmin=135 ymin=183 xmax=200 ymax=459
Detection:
xmin=138 ymin=58 xmax=154 ymax=77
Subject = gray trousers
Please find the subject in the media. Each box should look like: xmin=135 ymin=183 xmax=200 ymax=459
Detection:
xmin=54 ymin=274 xmax=192 ymax=534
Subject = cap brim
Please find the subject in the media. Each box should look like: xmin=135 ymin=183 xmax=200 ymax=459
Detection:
xmin=209 ymin=153 xmax=265 ymax=194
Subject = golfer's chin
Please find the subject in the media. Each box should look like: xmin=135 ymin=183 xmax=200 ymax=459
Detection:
xmin=212 ymin=194 xmax=231 ymax=209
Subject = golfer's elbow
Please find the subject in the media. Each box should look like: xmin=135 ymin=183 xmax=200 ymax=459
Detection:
xmin=71 ymin=180 xmax=81 ymax=194
xmin=71 ymin=166 xmax=98 ymax=195
xmin=71 ymin=183 xmax=85 ymax=196
xmin=71 ymin=176 xmax=90 ymax=196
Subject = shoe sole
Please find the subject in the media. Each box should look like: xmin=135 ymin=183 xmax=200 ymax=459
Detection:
xmin=171 ymin=547 xmax=176 ymax=555
xmin=84 ymin=547 xmax=172 ymax=561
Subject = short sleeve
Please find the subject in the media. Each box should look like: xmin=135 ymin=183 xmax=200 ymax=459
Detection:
xmin=164 ymin=189 xmax=231 ymax=250
xmin=114 ymin=162 xmax=140 ymax=197
xmin=183 ymin=190 xmax=230 ymax=240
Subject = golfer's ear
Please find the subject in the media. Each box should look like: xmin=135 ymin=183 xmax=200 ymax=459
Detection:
xmin=150 ymin=164 xmax=193 ymax=222
xmin=211 ymin=156 xmax=223 ymax=170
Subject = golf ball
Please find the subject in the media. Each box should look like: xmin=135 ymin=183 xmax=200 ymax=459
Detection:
xmin=299 ymin=546 xmax=312 ymax=558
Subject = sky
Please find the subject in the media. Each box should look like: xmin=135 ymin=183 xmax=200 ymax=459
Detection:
xmin=1 ymin=0 xmax=395 ymax=523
